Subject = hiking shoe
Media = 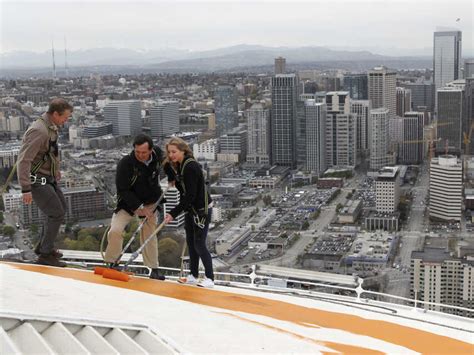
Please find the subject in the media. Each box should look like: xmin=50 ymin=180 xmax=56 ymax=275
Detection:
xmin=150 ymin=269 xmax=165 ymax=281
xmin=178 ymin=274 xmax=197 ymax=285
xmin=36 ymin=253 xmax=66 ymax=268
xmin=34 ymin=245 xmax=63 ymax=258
xmin=197 ymin=277 xmax=214 ymax=288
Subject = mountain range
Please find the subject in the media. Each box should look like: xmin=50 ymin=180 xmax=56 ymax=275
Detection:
xmin=1 ymin=44 xmax=431 ymax=72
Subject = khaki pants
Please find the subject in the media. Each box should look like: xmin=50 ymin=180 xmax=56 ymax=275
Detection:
xmin=104 ymin=207 xmax=159 ymax=268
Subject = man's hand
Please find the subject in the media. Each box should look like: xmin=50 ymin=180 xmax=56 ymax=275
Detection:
xmin=22 ymin=192 xmax=33 ymax=204
xmin=168 ymin=181 xmax=175 ymax=188
xmin=134 ymin=206 xmax=154 ymax=218
xmin=164 ymin=213 xmax=174 ymax=224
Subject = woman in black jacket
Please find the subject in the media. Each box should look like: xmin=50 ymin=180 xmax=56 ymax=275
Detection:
xmin=163 ymin=137 xmax=214 ymax=288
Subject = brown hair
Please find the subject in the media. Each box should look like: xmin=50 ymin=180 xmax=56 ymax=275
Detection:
xmin=47 ymin=98 xmax=73 ymax=115
xmin=164 ymin=137 xmax=194 ymax=168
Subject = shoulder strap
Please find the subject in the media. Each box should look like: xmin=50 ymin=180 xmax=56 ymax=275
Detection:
xmin=179 ymin=157 xmax=208 ymax=215
xmin=30 ymin=117 xmax=57 ymax=176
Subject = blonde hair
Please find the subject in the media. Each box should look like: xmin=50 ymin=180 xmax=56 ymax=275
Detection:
xmin=164 ymin=137 xmax=194 ymax=168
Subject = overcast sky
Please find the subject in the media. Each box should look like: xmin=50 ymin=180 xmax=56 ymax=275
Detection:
xmin=1 ymin=0 xmax=472 ymax=56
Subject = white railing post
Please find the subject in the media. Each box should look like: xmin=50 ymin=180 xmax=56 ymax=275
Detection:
xmin=249 ymin=265 xmax=257 ymax=287
xmin=355 ymin=277 xmax=364 ymax=302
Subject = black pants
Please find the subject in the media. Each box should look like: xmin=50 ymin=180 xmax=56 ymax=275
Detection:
xmin=184 ymin=208 xmax=214 ymax=280
xmin=31 ymin=182 xmax=66 ymax=254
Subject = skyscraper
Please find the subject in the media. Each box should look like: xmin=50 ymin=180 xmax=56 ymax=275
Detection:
xmin=368 ymin=66 xmax=397 ymax=119
xmin=271 ymin=74 xmax=298 ymax=168
xmin=350 ymin=100 xmax=371 ymax=154
xmin=429 ymin=155 xmax=462 ymax=221
xmin=399 ymin=112 xmax=425 ymax=164
xmin=396 ymin=87 xmax=412 ymax=116
xmin=343 ymin=73 xmax=368 ymax=100
xmin=215 ymin=86 xmax=238 ymax=137
xmin=103 ymin=100 xmax=141 ymax=136
xmin=433 ymin=30 xmax=462 ymax=92
xmin=399 ymin=81 xmax=435 ymax=112
xmin=437 ymin=81 xmax=465 ymax=153
xmin=304 ymin=100 xmax=326 ymax=175
xmin=246 ymin=103 xmax=271 ymax=165
xmin=369 ymin=108 xmax=391 ymax=170
xmin=463 ymin=59 xmax=474 ymax=79
xmin=274 ymin=57 xmax=286 ymax=75
xmin=149 ymin=100 xmax=179 ymax=140
xmin=325 ymin=92 xmax=357 ymax=168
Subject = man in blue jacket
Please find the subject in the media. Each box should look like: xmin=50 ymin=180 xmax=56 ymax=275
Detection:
xmin=104 ymin=134 xmax=165 ymax=280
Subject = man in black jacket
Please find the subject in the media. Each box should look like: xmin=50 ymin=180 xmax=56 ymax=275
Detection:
xmin=104 ymin=134 xmax=165 ymax=280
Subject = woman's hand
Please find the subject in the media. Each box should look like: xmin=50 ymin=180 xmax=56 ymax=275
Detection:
xmin=164 ymin=213 xmax=174 ymax=224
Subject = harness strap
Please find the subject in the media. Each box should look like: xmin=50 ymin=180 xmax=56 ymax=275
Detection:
xmin=30 ymin=117 xmax=57 ymax=177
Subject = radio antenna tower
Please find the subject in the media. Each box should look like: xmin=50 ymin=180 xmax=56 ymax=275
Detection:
xmin=64 ymin=36 xmax=69 ymax=77
xmin=51 ymin=39 xmax=57 ymax=81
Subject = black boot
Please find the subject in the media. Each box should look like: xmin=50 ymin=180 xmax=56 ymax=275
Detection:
xmin=149 ymin=268 xmax=165 ymax=281
xmin=36 ymin=253 xmax=66 ymax=267
xmin=34 ymin=244 xmax=63 ymax=258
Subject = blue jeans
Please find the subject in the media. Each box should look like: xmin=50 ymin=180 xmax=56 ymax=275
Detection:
xmin=184 ymin=208 xmax=213 ymax=280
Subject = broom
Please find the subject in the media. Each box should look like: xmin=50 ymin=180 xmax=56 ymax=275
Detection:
xmin=101 ymin=220 xmax=166 ymax=282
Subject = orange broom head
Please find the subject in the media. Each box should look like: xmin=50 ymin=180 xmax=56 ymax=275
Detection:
xmin=102 ymin=268 xmax=130 ymax=282
xmin=93 ymin=266 xmax=108 ymax=275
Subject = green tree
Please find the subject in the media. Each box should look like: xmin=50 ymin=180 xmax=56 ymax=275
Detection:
xmin=30 ymin=224 xmax=39 ymax=235
xmin=0 ymin=212 xmax=4 ymax=223
xmin=302 ymin=221 xmax=310 ymax=230
xmin=2 ymin=225 xmax=15 ymax=237
xmin=158 ymin=238 xmax=181 ymax=267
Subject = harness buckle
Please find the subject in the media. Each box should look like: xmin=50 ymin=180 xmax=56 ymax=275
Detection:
xmin=30 ymin=175 xmax=47 ymax=185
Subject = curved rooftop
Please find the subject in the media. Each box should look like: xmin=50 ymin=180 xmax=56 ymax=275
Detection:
xmin=1 ymin=262 xmax=473 ymax=354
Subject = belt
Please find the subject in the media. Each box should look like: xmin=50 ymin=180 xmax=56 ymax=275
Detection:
xmin=30 ymin=174 xmax=55 ymax=185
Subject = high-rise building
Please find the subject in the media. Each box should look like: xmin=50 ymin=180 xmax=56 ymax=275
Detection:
xmin=433 ymin=30 xmax=462 ymax=92
xmin=325 ymin=92 xmax=356 ymax=168
xmin=219 ymin=128 xmax=247 ymax=163
xmin=369 ymin=108 xmax=392 ymax=170
xmin=304 ymin=100 xmax=326 ymax=175
xmin=463 ymin=59 xmax=474 ymax=79
xmin=343 ymin=73 xmax=368 ymax=100
xmin=350 ymin=100 xmax=371 ymax=154
xmin=396 ymin=87 xmax=412 ymax=116
xmin=149 ymin=100 xmax=179 ymax=139
xmin=368 ymin=66 xmax=397 ymax=119
xmin=161 ymin=182 xmax=184 ymax=228
xmin=82 ymin=122 xmax=113 ymax=138
xmin=274 ymin=57 xmax=286 ymax=75
xmin=436 ymin=81 xmax=465 ymax=153
xmin=0 ymin=143 xmax=20 ymax=168
xmin=411 ymin=239 xmax=474 ymax=317
xmin=399 ymin=81 xmax=435 ymax=112
xmin=399 ymin=112 xmax=424 ymax=164
xmin=429 ymin=155 xmax=462 ymax=221
xmin=193 ymin=139 xmax=217 ymax=161
xmin=246 ymin=103 xmax=271 ymax=165
xmin=214 ymin=86 xmax=238 ymax=137
xmin=271 ymin=74 xmax=298 ymax=168
xmin=20 ymin=187 xmax=107 ymax=226
xmin=103 ymin=100 xmax=141 ymax=136
xmin=375 ymin=166 xmax=400 ymax=213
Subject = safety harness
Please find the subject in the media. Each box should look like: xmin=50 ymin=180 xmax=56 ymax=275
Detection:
xmin=30 ymin=117 xmax=58 ymax=185
xmin=176 ymin=157 xmax=209 ymax=229
xmin=116 ymin=149 xmax=161 ymax=206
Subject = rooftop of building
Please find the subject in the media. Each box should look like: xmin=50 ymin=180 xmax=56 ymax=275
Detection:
xmin=377 ymin=166 xmax=399 ymax=179
xmin=2 ymin=261 xmax=472 ymax=354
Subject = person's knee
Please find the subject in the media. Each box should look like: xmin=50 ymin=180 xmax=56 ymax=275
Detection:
xmin=49 ymin=207 xmax=65 ymax=221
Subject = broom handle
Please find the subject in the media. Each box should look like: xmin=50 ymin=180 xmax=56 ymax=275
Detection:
xmin=122 ymin=220 xmax=166 ymax=270
xmin=113 ymin=188 xmax=168 ymax=265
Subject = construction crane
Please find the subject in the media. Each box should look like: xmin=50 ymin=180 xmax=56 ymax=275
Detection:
xmin=463 ymin=122 xmax=474 ymax=156
xmin=463 ymin=121 xmax=474 ymax=182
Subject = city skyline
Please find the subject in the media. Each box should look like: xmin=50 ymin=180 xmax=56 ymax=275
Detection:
xmin=1 ymin=0 xmax=473 ymax=56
